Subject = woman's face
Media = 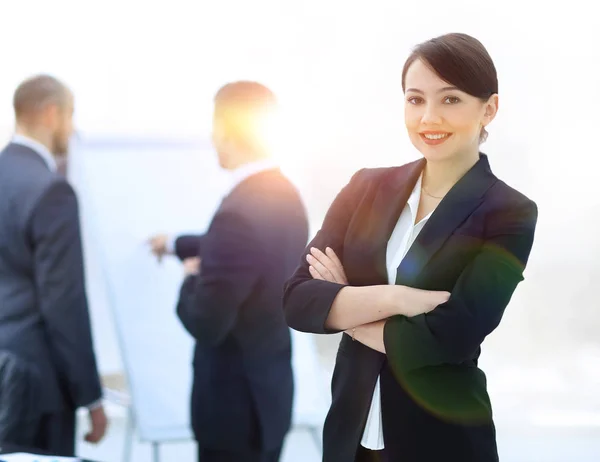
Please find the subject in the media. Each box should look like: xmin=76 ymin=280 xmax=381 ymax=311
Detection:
xmin=404 ymin=59 xmax=498 ymax=163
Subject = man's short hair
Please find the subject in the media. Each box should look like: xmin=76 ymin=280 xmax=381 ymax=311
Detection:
xmin=13 ymin=74 xmax=69 ymax=120
xmin=213 ymin=81 xmax=277 ymax=148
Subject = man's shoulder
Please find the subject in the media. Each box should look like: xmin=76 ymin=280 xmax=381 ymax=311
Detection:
xmin=216 ymin=176 xmax=306 ymax=234
xmin=229 ymin=169 xmax=304 ymax=208
xmin=1 ymin=147 xmax=63 ymax=206
xmin=1 ymin=143 xmax=57 ymax=179
xmin=234 ymin=168 xmax=294 ymax=192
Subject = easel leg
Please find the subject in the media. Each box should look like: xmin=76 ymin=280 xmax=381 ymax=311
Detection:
xmin=123 ymin=408 xmax=134 ymax=462
xmin=309 ymin=425 xmax=322 ymax=454
xmin=152 ymin=442 xmax=160 ymax=462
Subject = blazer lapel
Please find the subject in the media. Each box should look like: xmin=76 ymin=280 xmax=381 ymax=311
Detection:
xmin=357 ymin=159 xmax=425 ymax=284
xmin=395 ymin=154 xmax=497 ymax=286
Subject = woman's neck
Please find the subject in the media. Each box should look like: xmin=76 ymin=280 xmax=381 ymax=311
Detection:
xmin=422 ymin=150 xmax=480 ymax=197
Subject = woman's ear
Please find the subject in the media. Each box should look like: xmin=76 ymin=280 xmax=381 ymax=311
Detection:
xmin=483 ymin=94 xmax=499 ymax=125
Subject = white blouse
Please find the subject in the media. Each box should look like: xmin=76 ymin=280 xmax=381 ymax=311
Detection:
xmin=360 ymin=173 xmax=435 ymax=450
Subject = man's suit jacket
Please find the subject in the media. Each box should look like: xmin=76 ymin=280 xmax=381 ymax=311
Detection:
xmin=0 ymin=350 xmax=40 ymax=444
xmin=0 ymin=143 xmax=102 ymax=415
xmin=284 ymin=154 xmax=538 ymax=462
xmin=173 ymin=234 xmax=204 ymax=262
xmin=177 ymin=168 xmax=309 ymax=452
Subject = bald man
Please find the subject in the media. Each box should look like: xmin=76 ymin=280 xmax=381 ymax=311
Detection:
xmin=0 ymin=75 xmax=107 ymax=455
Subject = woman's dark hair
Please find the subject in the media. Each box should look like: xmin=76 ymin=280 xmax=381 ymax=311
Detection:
xmin=402 ymin=33 xmax=498 ymax=143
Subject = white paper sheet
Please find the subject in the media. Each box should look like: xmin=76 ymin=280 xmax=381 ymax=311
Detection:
xmin=0 ymin=453 xmax=80 ymax=462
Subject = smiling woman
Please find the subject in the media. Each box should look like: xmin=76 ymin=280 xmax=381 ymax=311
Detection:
xmin=402 ymin=33 xmax=499 ymax=173
xmin=283 ymin=32 xmax=538 ymax=462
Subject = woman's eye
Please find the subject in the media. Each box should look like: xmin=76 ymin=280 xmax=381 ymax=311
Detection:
xmin=407 ymin=96 xmax=423 ymax=105
xmin=443 ymin=96 xmax=460 ymax=104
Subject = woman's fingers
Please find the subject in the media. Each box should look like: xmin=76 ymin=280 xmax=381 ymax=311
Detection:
xmin=309 ymin=265 xmax=325 ymax=281
xmin=310 ymin=247 xmax=343 ymax=282
xmin=307 ymin=247 xmax=346 ymax=284
xmin=306 ymin=253 xmax=336 ymax=282
xmin=325 ymin=247 xmax=348 ymax=283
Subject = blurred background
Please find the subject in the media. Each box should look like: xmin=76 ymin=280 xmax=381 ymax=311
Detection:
xmin=1 ymin=0 xmax=599 ymax=460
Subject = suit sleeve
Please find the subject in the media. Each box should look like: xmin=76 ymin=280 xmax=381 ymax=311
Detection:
xmin=174 ymin=234 xmax=204 ymax=261
xmin=283 ymin=169 xmax=365 ymax=334
xmin=176 ymin=212 xmax=260 ymax=346
xmin=30 ymin=180 xmax=102 ymax=408
xmin=384 ymin=199 xmax=538 ymax=375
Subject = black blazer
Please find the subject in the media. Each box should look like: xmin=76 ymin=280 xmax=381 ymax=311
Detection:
xmin=0 ymin=144 xmax=102 ymax=415
xmin=173 ymin=234 xmax=204 ymax=262
xmin=177 ymin=168 xmax=309 ymax=452
xmin=284 ymin=154 xmax=538 ymax=462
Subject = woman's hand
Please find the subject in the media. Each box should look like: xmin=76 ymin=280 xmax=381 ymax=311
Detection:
xmin=394 ymin=286 xmax=451 ymax=317
xmin=306 ymin=247 xmax=348 ymax=285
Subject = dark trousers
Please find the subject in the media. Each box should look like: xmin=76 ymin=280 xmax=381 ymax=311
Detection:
xmin=355 ymin=445 xmax=390 ymax=462
xmin=198 ymin=445 xmax=282 ymax=462
xmin=32 ymin=411 xmax=76 ymax=457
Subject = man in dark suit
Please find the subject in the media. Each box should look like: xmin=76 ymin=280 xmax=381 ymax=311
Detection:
xmin=148 ymin=234 xmax=204 ymax=263
xmin=0 ymin=75 xmax=107 ymax=455
xmin=150 ymin=81 xmax=308 ymax=462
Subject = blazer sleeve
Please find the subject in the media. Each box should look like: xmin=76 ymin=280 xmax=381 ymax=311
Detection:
xmin=383 ymin=198 xmax=538 ymax=375
xmin=176 ymin=211 xmax=260 ymax=346
xmin=283 ymin=169 xmax=366 ymax=334
xmin=174 ymin=234 xmax=204 ymax=261
xmin=29 ymin=180 xmax=102 ymax=408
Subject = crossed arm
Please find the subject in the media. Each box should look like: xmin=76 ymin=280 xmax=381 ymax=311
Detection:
xmin=304 ymin=198 xmax=538 ymax=376
xmin=307 ymin=247 xmax=389 ymax=353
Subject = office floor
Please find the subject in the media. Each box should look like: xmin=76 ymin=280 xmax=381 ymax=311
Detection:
xmin=75 ymin=404 xmax=321 ymax=462
xmin=75 ymin=405 xmax=600 ymax=462
xmin=74 ymin=335 xmax=600 ymax=462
